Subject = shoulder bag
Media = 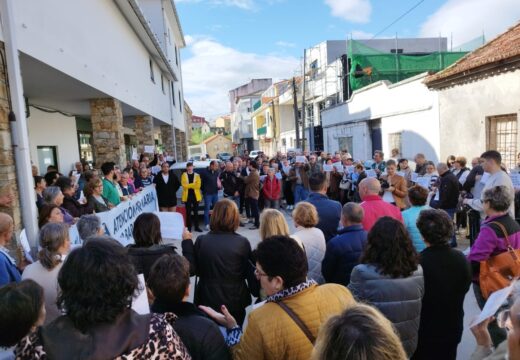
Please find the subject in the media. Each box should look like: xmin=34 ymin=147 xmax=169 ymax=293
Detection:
xmin=479 ymin=221 xmax=520 ymax=299
xmin=276 ymin=301 xmax=316 ymax=345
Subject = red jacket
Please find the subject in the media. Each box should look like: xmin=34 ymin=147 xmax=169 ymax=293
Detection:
xmin=262 ymin=176 xmax=281 ymax=200
xmin=360 ymin=195 xmax=403 ymax=231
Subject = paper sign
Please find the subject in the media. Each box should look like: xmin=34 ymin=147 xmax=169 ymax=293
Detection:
xmin=333 ymin=163 xmax=344 ymax=172
xmin=144 ymin=145 xmax=155 ymax=154
xmin=480 ymin=172 xmax=491 ymax=184
xmin=434 ymin=190 xmax=440 ymax=201
xmin=411 ymin=172 xmax=419 ymax=183
xmin=323 ymin=165 xmax=334 ymax=172
xmin=275 ymin=172 xmax=282 ymax=180
xmin=511 ymin=173 xmax=520 ymax=189
xmin=397 ymin=171 xmax=405 ymax=177
xmin=260 ymin=175 xmax=267 ymax=182
xmin=282 ymin=166 xmax=292 ymax=174
xmin=132 ymin=274 xmax=150 ymax=315
xmin=366 ymin=169 xmax=377 ymax=178
xmin=154 ymin=211 xmax=184 ymax=240
xmin=345 ymin=166 xmax=354 ymax=174
xmin=416 ymin=176 xmax=431 ymax=189
xmin=296 ymin=156 xmax=307 ymax=163
xmin=469 ymin=282 xmax=515 ymax=328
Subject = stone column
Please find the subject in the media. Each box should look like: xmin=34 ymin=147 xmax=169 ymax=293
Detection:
xmin=180 ymin=131 xmax=187 ymax=161
xmin=135 ymin=115 xmax=154 ymax=154
xmin=0 ymin=45 xmax=21 ymax=237
xmin=90 ymin=98 xmax=126 ymax=167
xmin=175 ymin=128 xmax=185 ymax=161
xmin=160 ymin=124 xmax=174 ymax=155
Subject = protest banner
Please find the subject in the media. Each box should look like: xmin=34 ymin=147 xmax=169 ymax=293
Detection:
xmin=333 ymin=163 xmax=344 ymax=173
xmin=323 ymin=164 xmax=333 ymax=172
xmin=69 ymin=186 xmax=159 ymax=246
xmin=366 ymin=169 xmax=377 ymax=178
xmin=511 ymin=173 xmax=520 ymax=189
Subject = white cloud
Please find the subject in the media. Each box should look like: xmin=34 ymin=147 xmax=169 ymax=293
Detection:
xmin=275 ymin=40 xmax=296 ymax=48
xmin=350 ymin=30 xmax=374 ymax=39
xmin=420 ymin=0 xmax=520 ymax=47
xmin=324 ymin=0 xmax=372 ymax=23
xmin=182 ymin=36 xmax=299 ymax=118
xmin=176 ymin=0 xmax=255 ymax=10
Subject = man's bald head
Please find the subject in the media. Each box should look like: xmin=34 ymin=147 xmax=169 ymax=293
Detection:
xmin=437 ymin=162 xmax=449 ymax=175
xmin=359 ymin=177 xmax=381 ymax=198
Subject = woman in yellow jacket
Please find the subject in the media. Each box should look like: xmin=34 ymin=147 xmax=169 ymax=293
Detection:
xmin=181 ymin=162 xmax=202 ymax=232
xmin=200 ymin=235 xmax=355 ymax=360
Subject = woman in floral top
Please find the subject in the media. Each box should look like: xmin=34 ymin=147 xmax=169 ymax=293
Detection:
xmin=15 ymin=238 xmax=191 ymax=360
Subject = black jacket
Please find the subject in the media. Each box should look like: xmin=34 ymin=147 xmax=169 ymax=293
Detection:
xmin=193 ymin=231 xmax=258 ymax=325
xmin=462 ymin=165 xmax=484 ymax=193
xmin=199 ymin=168 xmax=219 ymax=195
xmin=151 ymin=301 xmax=230 ymax=360
xmin=416 ymin=246 xmax=471 ymax=347
xmin=437 ymin=171 xmax=460 ymax=209
xmin=220 ymin=171 xmax=240 ymax=197
xmin=153 ymin=171 xmax=181 ymax=207
xmin=127 ymin=241 xmax=195 ymax=280
xmin=61 ymin=195 xmax=94 ymax=218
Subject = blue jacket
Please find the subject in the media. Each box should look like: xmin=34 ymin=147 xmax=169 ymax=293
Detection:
xmin=305 ymin=192 xmax=342 ymax=242
xmin=322 ymin=225 xmax=367 ymax=286
xmin=402 ymin=205 xmax=430 ymax=252
xmin=0 ymin=249 xmax=21 ymax=286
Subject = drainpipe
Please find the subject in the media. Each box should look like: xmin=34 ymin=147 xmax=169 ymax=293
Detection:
xmin=0 ymin=0 xmax=39 ymax=248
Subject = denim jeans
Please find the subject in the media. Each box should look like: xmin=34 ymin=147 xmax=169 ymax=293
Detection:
xmin=226 ymin=195 xmax=240 ymax=210
xmin=443 ymin=208 xmax=457 ymax=247
xmin=264 ymin=198 xmax=280 ymax=209
xmin=294 ymin=184 xmax=309 ymax=204
xmin=203 ymin=193 xmax=219 ymax=226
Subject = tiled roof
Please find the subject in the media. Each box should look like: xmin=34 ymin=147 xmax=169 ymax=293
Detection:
xmin=425 ymin=22 xmax=520 ymax=86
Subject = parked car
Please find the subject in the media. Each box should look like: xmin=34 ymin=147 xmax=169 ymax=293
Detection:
xmin=216 ymin=152 xmax=232 ymax=161
xmin=249 ymin=150 xmax=262 ymax=159
xmin=170 ymin=161 xmax=223 ymax=214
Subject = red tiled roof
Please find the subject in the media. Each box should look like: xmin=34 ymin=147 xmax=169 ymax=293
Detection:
xmin=425 ymin=22 xmax=520 ymax=86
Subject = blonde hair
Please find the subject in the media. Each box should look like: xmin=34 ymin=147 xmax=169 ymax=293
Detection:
xmin=312 ymin=303 xmax=407 ymax=360
xmin=259 ymin=209 xmax=289 ymax=241
xmin=292 ymin=202 xmax=318 ymax=228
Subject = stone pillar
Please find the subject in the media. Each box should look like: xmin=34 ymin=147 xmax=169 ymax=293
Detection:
xmin=135 ymin=115 xmax=154 ymax=154
xmin=180 ymin=131 xmax=187 ymax=161
xmin=90 ymin=98 xmax=126 ymax=167
xmin=0 ymin=45 xmax=21 ymax=237
xmin=160 ymin=124 xmax=174 ymax=155
xmin=175 ymin=128 xmax=186 ymax=161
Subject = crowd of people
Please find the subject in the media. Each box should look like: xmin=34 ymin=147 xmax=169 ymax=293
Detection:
xmin=1 ymin=147 xmax=520 ymax=359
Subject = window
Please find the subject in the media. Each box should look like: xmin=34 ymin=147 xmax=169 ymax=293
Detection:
xmin=149 ymin=59 xmax=155 ymax=83
xmin=487 ymin=114 xmax=518 ymax=170
xmin=338 ymin=136 xmax=353 ymax=156
xmin=161 ymin=74 xmax=165 ymax=94
xmin=388 ymin=132 xmax=402 ymax=157
xmin=178 ymin=91 xmax=182 ymax=113
xmin=171 ymin=82 xmax=175 ymax=107
xmin=282 ymin=138 xmax=286 ymax=146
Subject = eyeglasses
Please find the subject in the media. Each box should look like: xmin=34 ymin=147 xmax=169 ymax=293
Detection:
xmin=254 ymin=267 xmax=269 ymax=278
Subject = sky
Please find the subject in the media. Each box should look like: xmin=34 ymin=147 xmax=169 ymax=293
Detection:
xmin=176 ymin=0 xmax=520 ymax=120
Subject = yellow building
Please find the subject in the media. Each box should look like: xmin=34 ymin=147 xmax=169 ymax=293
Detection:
xmin=203 ymin=134 xmax=233 ymax=159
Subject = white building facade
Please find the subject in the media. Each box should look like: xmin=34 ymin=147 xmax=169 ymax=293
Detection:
xmin=321 ymin=73 xmax=440 ymax=163
xmin=0 ymin=0 xmax=187 ymax=172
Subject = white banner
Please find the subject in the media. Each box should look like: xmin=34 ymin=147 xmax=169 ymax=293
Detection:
xmin=70 ymin=186 xmax=158 ymax=246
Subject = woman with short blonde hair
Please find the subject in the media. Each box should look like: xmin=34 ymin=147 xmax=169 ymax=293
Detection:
xmin=312 ymin=303 xmax=407 ymax=360
xmin=291 ymin=202 xmax=326 ymax=284
xmin=259 ymin=209 xmax=290 ymax=241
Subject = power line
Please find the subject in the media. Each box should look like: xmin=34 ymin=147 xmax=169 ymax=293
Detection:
xmin=371 ymin=0 xmax=425 ymax=39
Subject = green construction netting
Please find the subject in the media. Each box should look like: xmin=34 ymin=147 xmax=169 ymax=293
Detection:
xmin=348 ymin=39 xmax=468 ymax=92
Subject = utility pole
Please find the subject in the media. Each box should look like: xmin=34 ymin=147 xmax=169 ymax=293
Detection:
xmin=301 ymin=49 xmax=307 ymax=151
xmin=291 ymin=77 xmax=300 ymax=149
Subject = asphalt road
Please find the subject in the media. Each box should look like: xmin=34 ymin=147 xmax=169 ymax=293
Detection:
xmin=172 ymin=210 xmax=479 ymax=359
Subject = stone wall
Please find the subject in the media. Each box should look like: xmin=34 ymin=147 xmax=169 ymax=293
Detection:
xmin=135 ymin=115 xmax=154 ymax=154
xmin=160 ymin=124 xmax=174 ymax=155
xmin=90 ymin=98 xmax=126 ymax=167
xmin=175 ymin=128 xmax=187 ymax=161
xmin=0 ymin=45 xmax=22 ymax=238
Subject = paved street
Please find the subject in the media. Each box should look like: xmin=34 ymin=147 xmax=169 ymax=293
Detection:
xmin=170 ymin=209 xmax=480 ymax=359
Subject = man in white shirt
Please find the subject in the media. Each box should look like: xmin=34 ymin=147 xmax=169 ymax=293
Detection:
xmin=464 ymin=150 xmax=515 ymax=219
